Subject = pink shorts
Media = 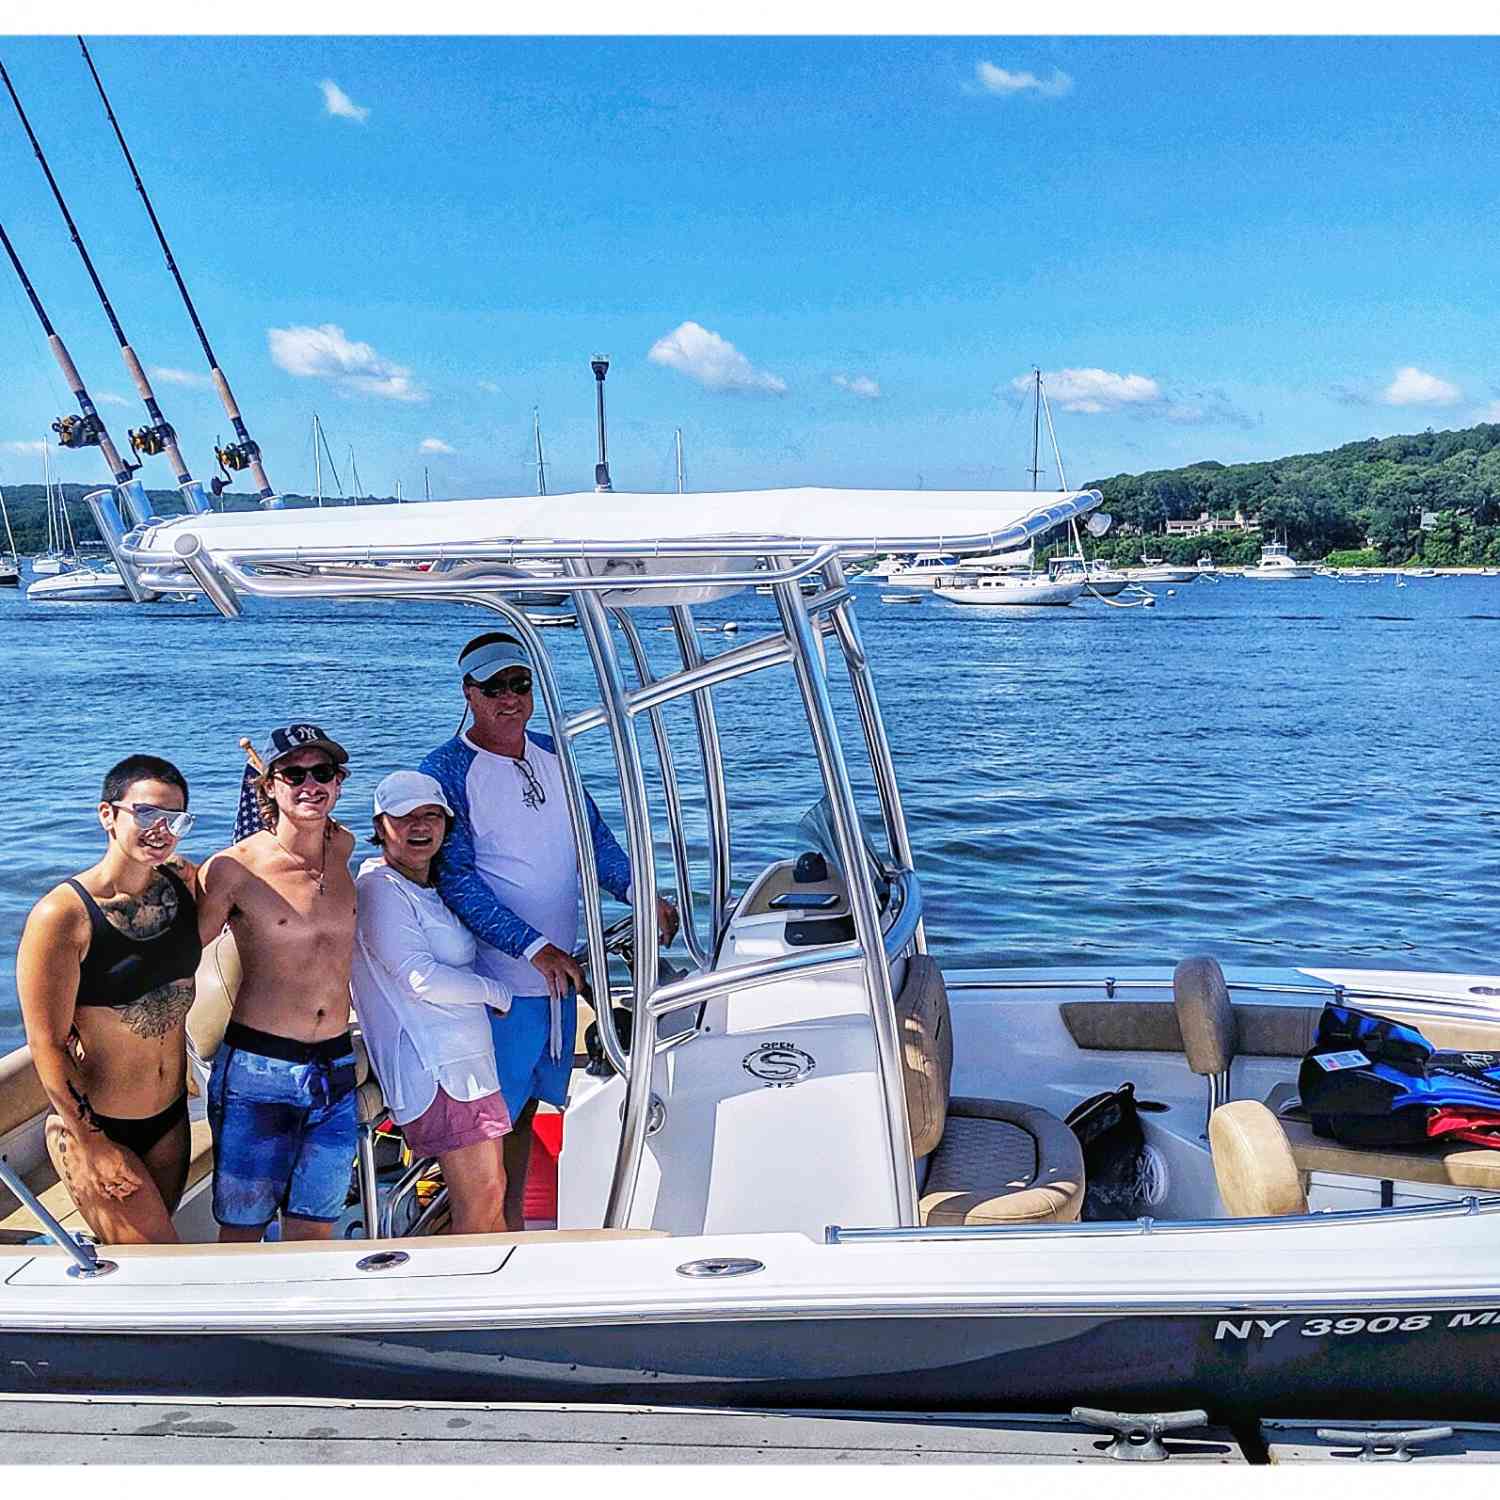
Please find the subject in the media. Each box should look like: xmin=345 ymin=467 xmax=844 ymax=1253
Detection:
xmin=401 ymin=1087 xmax=511 ymax=1159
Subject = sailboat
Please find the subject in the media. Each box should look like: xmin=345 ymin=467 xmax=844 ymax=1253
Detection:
xmin=30 ymin=447 xmax=71 ymax=574
xmin=933 ymin=370 xmax=1088 ymax=608
xmin=26 ymin=479 xmax=131 ymax=602
xmin=0 ymin=478 xmax=19 ymax=585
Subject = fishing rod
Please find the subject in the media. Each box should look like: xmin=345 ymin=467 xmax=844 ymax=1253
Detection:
xmin=0 ymin=55 xmax=209 ymax=516
xmin=0 ymin=215 xmax=158 ymax=598
xmin=78 ymin=37 xmax=278 ymax=507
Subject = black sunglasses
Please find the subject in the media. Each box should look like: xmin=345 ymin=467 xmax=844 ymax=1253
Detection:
xmin=473 ymin=672 xmax=533 ymax=698
xmin=274 ymin=762 xmax=343 ymax=787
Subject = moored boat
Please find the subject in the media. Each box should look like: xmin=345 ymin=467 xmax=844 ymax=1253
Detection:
xmin=1243 ymin=541 xmax=1316 ymax=581
xmin=5 ymin=482 xmax=1500 ymax=1425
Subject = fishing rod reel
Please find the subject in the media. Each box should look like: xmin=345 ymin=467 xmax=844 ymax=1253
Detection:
xmin=128 ymin=420 xmax=175 ymax=460
xmin=53 ymin=412 xmax=105 ymax=450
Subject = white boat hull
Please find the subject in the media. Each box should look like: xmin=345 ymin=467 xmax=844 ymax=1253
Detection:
xmin=26 ymin=567 xmax=134 ymax=603
xmin=935 ymin=577 xmax=1085 ymax=607
xmin=1242 ymin=566 xmax=1316 ymax=581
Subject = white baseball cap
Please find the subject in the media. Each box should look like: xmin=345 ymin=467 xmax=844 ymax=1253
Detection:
xmin=373 ymin=770 xmax=454 ymax=819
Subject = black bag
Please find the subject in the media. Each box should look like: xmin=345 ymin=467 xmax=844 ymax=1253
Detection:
xmin=1065 ymin=1082 xmax=1164 ymax=1221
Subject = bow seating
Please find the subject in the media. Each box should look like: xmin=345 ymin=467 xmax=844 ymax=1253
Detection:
xmin=896 ymin=955 xmax=1084 ymax=1225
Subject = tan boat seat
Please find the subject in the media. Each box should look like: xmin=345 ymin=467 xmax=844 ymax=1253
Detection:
xmin=187 ymin=928 xmax=240 ymax=1068
xmin=1210 ymin=1100 xmax=1308 ymax=1217
xmin=895 ymin=955 xmax=1084 ymax=1225
xmin=1279 ymin=1116 xmax=1500 ymax=1193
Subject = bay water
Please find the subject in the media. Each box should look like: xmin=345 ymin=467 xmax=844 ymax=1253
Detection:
xmin=3 ymin=573 xmax=1497 ymax=1052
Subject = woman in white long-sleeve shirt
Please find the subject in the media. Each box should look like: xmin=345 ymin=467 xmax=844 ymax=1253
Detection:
xmin=352 ymin=770 xmax=512 ymax=1234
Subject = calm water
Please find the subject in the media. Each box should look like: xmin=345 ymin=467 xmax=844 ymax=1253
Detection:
xmin=4 ymin=572 xmax=1499 ymax=1051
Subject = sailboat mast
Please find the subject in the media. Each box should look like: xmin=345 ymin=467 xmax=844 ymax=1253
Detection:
xmin=313 ymin=416 xmax=322 ymax=507
xmin=424 ymin=467 xmax=430 ymax=502
xmin=78 ymin=37 xmax=277 ymax=506
xmin=0 ymin=478 xmax=17 ymax=559
xmin=674 ymin=427 xmax=685 ymax=494
xmin=533 ymin=407 xmax=547 ymax=496
xmin=0 ymin=59 xmax=207 ymax=513
xmin=1028 ymin=367 xmax=1043 ymax=491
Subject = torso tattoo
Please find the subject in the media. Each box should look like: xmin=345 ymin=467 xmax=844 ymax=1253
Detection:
xmin=93 ymin=872 xmax=197 ymax=1039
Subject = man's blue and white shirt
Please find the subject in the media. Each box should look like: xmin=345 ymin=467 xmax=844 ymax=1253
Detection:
xmin=421 ymin=730 xmax=632 ymax=997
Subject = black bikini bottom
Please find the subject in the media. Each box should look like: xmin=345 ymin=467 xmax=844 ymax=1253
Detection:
xmin=94 ymin=1093 xmax=189 ymax=1159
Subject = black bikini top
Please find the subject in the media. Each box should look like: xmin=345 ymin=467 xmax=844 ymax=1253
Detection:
xmin=68 ymin=867 xmax=202 ymax=1011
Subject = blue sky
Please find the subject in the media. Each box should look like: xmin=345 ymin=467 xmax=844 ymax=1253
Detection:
xmin=1 ymin=33 xmax=1497 ymax=501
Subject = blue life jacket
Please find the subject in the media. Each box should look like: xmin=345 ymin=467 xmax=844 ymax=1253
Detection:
xmin=1298 ymin=1004 xmax=1500 ymax=1148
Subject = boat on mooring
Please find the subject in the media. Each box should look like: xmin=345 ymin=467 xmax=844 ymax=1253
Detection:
xmin=8 ymin=480 xmax=1498 ymax=1422
xmin=1243 ymin=540 xmax=1316 ymax=581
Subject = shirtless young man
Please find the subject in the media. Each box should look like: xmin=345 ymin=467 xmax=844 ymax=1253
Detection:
xmin=196 ymin=724 xmax=358 ymax=1242
xmin=17 ymin=754 xmax=202 ymax=1245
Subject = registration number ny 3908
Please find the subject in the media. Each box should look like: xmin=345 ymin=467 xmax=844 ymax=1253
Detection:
xmin=1215 ymin=1310 xmax=1500 ymax=1341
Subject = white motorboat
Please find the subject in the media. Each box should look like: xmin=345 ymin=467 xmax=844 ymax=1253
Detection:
xmin=25 ymin=562 xmax=134 ymax=602
xmin=1048 ymin=553 xmax=1130 ymax=597
xmin=6 ymin=481 xmax=1500 ymax=1428
xmin=1131 ymin=555 xmax=1201 ymax=584
xmin=933 ymin=572 xmax=1085 ymax=607
xmin=1242 ymin=541 xmax=1316 ymax=581
xmin=865 ymin=551 xmax=961 ymax=588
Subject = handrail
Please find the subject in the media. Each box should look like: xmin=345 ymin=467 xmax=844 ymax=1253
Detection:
xmin=648 ymin=944 xmax=866 ymax=1018
xmin=613 ymin=609 xmax=708 ymax=970
xmin=670 ymin=605 xmax=733 ymax=953
xmin=569 ymin=565 xmax=660 ymax=1229
xmin=827 ymin=1193 xmax=1499 ymax=1244
xmin=773 ymin=569 xmax=918 ymax=1227
xmin=0 ymin=1156 xmax=113 ymax=1277
xmin=562 ymin=629 xmax=795 ymax=738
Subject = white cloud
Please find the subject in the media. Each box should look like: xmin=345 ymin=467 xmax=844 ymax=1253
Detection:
xmin=973 ymin=62 xmax=1074 ymax=99
xmin=1481 ymin=400 xmax=1500 ymax=423
xmin=96 ymin=391 xmax=130 ymax=407
xmin=647 ymin=321 xmax=787 ymax=396
xmin=1019 ymin=367 xmax=1161 ymax=414
xmin=419 ymin=437 xmax=455 ymax=455
xmin=2 ymin=440 xmax=47 ymax=457
xmin=149 ymin=365 xmax=211 ymax=389
xmin=477 ymin=380 xmax=502 ymax=395
xmin=1380 ymin=365 xmax=1462 ymax=407
xmin=268 ymin=323 xmax=425 ymax=403
xmin=833 ymin=373 xmax=881 ymax=400
xmin=319 ymin=79 xmax=369 ymax=124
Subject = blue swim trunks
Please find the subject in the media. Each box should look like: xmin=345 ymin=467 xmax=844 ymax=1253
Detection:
xmin=489 ymin=994 xmax=576 ymax=1122
xmin=207 ymin=1023 xmax=359 ymax=1229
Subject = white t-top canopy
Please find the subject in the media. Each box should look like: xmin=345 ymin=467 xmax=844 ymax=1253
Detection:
xmin=128 ymin=486 xmax=1103 ymax=563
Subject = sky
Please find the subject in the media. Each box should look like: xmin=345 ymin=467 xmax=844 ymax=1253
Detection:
xmin=1 ymin=32 xmax=1498 ymax=502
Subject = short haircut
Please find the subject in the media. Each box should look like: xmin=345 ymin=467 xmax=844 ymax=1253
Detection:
xmin=101 ymin=754 xmax=189 ymax=806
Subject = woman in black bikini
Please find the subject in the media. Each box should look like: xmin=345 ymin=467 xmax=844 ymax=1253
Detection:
xmin=16 ymin=754 xmax=203 ymax=1244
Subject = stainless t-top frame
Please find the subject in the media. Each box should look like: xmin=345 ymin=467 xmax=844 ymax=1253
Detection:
xmin=111 ymin=529 xmax=931 ymax=1229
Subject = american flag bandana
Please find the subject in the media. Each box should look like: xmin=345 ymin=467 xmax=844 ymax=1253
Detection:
xmin=232 ymin=762 xmax=265 ymax=843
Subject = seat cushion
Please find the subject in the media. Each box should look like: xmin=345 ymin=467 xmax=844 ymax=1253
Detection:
xmin=1210 ymin=1100 xmax=1308 ymax=1217
xmin=893 ymin=955 xmax=953 ymax=1158
xmin=919 ymin=1097 xmax=1084 ymax=1226
xmin=1281 ymin=1116 xmax=1500 ymax=1191
xmin=186 ymin=929 xmax=240 ymax=1065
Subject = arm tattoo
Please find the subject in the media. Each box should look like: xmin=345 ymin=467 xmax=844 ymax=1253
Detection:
xmin=66 ymin=1080 xmax=102 ymax=1133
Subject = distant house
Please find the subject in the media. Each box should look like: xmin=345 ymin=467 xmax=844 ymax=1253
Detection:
xmin=1163 ymin=509 xmax=1260 ymax=538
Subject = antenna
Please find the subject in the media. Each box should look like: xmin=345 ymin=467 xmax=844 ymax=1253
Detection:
xmin=674 ymin=427 xmax=685 ymax=494
xmin=591 ymin=355 xmax=612 ymax=491
xmin=1027 ymin=367 xmax=1043 ymax=491
xmin=78 ymin=38 xmax=277 ymax=506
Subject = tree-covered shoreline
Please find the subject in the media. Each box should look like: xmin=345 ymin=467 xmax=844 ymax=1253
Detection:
xmin=1076 ymin=421 xmax=1500 ymax=568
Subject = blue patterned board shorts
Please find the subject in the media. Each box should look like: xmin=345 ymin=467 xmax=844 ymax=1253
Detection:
xmin=489 ymin=994 xmax=576 ymax=1122
xmin=207 ymin=1036 xmax=359 ymax=1228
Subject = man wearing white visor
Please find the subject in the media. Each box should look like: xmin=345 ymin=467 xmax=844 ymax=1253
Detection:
xmin=421 ymin=631 xmax=678 ymax=1230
